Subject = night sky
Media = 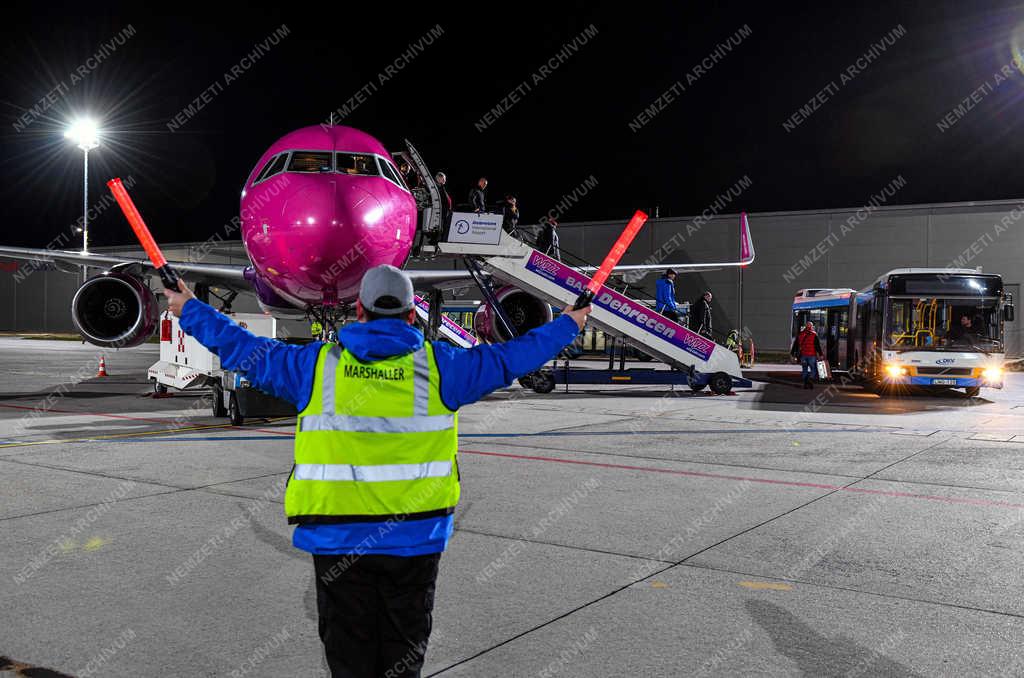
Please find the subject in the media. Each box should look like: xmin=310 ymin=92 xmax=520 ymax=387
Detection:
xmin=1 ymin=1 xmax=1022 ymax=249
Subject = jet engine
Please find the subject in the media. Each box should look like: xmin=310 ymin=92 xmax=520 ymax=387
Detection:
xmin=473 ymin=286 xmax=553 ymax=343
xmin=71 ymin=271 xmax=160 ymax=348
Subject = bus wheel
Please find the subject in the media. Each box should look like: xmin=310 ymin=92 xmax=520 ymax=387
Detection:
xmin=709 ymin=372 xmax=732 ymax=395
xmin=965 ymin=386 xmax=980 ymax=397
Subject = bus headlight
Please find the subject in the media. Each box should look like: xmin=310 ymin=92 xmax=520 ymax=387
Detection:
xmin=982 ymin=367 xmax=1003 ymax=381
xmin=884 ymin=364 xmax=907 ymax=377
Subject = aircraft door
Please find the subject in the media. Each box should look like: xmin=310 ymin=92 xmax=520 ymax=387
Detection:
xmin=393 ymin=141 xmax=443 ymax=253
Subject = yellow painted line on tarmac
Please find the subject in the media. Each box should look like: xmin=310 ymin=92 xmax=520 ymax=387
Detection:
xmin=83 ymin=536 xmax=109 ymax=551
xmin=0 ymin=422 xmax=235 ymax=450
xmin=739 ymin=581 xmax=793 ymax=591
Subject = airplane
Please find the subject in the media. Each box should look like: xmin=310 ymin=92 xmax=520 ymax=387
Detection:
xmin=0 ymin=124 xmax=754 ymax=350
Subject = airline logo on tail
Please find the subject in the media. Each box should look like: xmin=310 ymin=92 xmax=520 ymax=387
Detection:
xmin=740 ymin=212 xmax=754 ymax=263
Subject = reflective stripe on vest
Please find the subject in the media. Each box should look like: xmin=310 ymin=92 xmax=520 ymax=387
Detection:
xmin=285 ymin=342 xmax=459 ymax=524
xmin=293 ymin=460 xmax=452 ymax=482
xmin=300 ymin=413 xmax=455 ymax=433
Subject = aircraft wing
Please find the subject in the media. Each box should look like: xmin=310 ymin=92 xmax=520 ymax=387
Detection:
xmin=0 ymin=245 xmax=248 ymax=289
xmin=0 ymin=210 xmax=754 ymax=300
xmin=0 ymin=244 xmax=485 ymax=299
xmin=0 ymin=245 xmax=482 ymax=283
xmin=580 ymin=212 xmax=755 ymax=275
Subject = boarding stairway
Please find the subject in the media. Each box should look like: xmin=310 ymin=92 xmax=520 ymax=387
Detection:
xmin=412 ymin=294 xmax=478 ymax=348
xmin=431 ymin=231 xmax=748 ymax=391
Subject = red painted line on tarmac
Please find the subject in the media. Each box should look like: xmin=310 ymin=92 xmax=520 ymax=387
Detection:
xmin=0 ymin=403 xmax=292 ymax=435
xmin=459 ymin=449 xmax=1024 ymax=511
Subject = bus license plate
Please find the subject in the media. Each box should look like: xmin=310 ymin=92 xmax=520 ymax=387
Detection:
xmin=932 ymin=378 xmax=957 ymax=385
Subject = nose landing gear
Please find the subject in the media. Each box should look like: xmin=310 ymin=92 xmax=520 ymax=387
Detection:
xmin=308 ymin=304 xmax=351 ymax=342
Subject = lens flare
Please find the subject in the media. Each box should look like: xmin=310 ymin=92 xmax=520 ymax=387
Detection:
xmin=1012 ymin=23 xmax=1024 ymax=76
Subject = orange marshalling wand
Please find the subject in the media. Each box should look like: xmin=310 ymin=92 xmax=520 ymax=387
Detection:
xmin=573 ymin=209 xmax=649 ymax=309
xmin=107 ymin=178 xmax=180 ymax=289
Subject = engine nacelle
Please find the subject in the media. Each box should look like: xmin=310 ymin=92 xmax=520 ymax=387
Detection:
xmin=473 ymin=286 xmax=553 ymax=343
xmin=71 ymin=271 xmax=160 ymax=348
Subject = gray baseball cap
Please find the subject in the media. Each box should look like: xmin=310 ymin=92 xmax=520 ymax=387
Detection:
xmin=359 ymin=264 xmax=414 ymax=315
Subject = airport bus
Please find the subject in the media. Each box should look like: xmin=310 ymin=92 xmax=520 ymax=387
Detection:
xmin=791 ymin=269 xmax=1014 ymax=395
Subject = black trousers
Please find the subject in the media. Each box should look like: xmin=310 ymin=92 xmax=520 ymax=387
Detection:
xmin=314 ymin=552 xmax=441 ymax=678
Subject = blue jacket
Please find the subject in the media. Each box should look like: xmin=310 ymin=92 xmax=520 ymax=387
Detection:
xmin=179 ymin=299 xmax=579 ymax=557
xmin=655 ymin=276 xmax=677 ymax=313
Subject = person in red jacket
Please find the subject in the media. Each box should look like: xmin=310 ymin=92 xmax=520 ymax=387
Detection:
xmin=790 ymin=321 xmax=824 ymax=389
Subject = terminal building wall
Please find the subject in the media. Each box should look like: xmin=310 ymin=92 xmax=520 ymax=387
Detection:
xmin=1 ymin=199 xmax=1021 ymax=356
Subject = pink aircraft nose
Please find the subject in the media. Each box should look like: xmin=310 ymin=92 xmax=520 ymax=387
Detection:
xmin=277 ymin=179 xmax=397 ymax=303
xmin=244 ymin=171 xmax=415 ymax=308
xmin=239 ymin=125 xmax=419 ymax=310
xmin=317 ymin=183 xmax=384 ymax=290
xmin=279 ymin=182 xmax=337 ymax=230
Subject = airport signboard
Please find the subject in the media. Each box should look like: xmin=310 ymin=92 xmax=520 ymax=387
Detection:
xmin=446 ymin=212 xmax=503 ymax=245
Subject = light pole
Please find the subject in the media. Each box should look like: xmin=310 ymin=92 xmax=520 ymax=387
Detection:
xmin=64 ymin=119 xmax=100 ymax=253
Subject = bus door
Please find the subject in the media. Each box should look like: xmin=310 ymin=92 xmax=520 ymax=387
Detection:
xmin=852 ymin=296 xmax=874 ymax=373
xmin=827 ymin=309 xmax=851 ymax=372
xmin=1006 ymin=283 xmax=1021 ymax=359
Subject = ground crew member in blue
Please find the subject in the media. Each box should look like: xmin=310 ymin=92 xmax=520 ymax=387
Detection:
xmin=654 ymin=268 xmax=679 ymax=322
xmin=164 ymin=265 xmax=591 ymax=677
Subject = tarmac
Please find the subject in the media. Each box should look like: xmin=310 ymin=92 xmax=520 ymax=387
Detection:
xmin=2 ymin=337 xmax=1024 ymax=677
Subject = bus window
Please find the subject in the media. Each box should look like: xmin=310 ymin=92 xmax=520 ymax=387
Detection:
xmin=868 ymin=305 xmax=881 ymax=349
xmin=885 ymin=297 xmax=1002 ymax=349
xmin=887 ymin=299 xmax=914 ymax=346
xmin=793 ymin=309 xmax=827 ymax=336
xmin=808 ymin=309 xmax=826 ymax=332
xmin=792 ymin=311 xmax=806 ymax=337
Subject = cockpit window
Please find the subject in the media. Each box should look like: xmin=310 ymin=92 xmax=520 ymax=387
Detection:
xmin=336 ymin=153 xmax=379 ymax=176
xmin=288 ymin=152 xmax=333 ymax=173
xmin=377 ymin=158 xmax=406 ymax=188
xmin=254 ymin=153 xmax=288 ymax=185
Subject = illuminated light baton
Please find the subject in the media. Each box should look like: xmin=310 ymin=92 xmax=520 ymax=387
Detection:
xmin=573 ymin=209 xmax=649 ymax=309
xmin=106 ymin=178 xmax=180 ymax=290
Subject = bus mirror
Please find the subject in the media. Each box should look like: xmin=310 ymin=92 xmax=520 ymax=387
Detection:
xmin=1004 ymin=305 xmax=1015 ymax=322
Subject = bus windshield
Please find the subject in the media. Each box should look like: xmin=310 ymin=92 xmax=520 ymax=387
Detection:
xmin=885 ymin=297 xmax=1002 ymax=351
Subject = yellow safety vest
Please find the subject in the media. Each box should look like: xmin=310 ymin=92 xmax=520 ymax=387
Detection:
xmin=285 ymin=342 xmax=459 ymax=524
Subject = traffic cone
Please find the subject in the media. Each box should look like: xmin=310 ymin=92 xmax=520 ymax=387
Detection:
xmin=96 ymin=356 xmax=108 ymax=377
